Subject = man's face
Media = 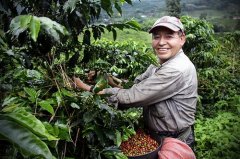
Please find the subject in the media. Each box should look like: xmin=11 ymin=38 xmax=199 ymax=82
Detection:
xmin=151 ymin=27 xmax=186 ymax=64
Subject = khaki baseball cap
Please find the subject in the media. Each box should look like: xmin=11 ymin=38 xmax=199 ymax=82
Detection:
xmin=149 ymin=16 xmax=184 ymax=33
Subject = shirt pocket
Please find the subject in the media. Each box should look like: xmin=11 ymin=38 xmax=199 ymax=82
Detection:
xmin=150 ymin=103 xmax=168 ymax=119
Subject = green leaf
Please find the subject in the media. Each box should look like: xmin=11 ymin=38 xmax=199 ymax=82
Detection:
xmin=61 ymin=88 xmax=75 ymax=97
xmin=114 ymin=2 xmax=122 ymax=15
xmin=0 ymin=118 xmax=54 ymax=159
xmin=70 ymin=102 xmax=80 ymax=109
xmin=82 ymin=125 xmax=95 ymax=137
xmin=80 ymin=91 xmax=93 ymax=98
xmin=53 ymin=91 xmax=62 ymax=106
xmin=0 ymin=29 xmax=7 ymax=49
xmin=112 ymin=28 xmax=117 ymax=41
xmin=115 ymin=130 xmax=122 ymax=147
xmin=103 ymin=148 xmax=127 ymax=159
xmin=115 ymin=152 xmax=128 ymax=159
xmin=63 ymin=0 xmax=78 ymax=13
xmin=29 ymin=16 xmax=41 ymax=42
xmin=95 ymin=126 xmax=105 ymax=145
xmin=124 ymin=127 xmax=135 ymax=136
xmin=24 ymin=87 xmax=39 ymax=102
xmin=43 ymin=122 xmax=59 ymax=137
xmin=83 ymin=111 xmax=97 ymax=123
xmin=5 ymin=108 xmax=58 ymax=140
xmin=39 ymin=100 xmax=55 ymax=115
xmin=10 ymin=15 xmax=32 ymax=38
xmin=39 ymin=16 xmax=69 ymax=41
xmin=20 ymin=15 xmax=32 ymax=28
xmin=101 ymin=0 xmax=113 ymax=16
xmin=83 ymin=29 xmax=91 ymax=45
xmin=124 ymin=0 xmax=132 ymax=5
xmin=1 ymin=96 xmax=19 ymax=112
xmin=26 ymin=69 xmax=42 ymax=79
xmin=125 ymin=20 xmax=141 ymax=30
xmin=122 ymin=134 xmax=129 ymax=141
xmin=2 ymin=96 xmax=18 ymax=107
xmin=54 ymin=122 xmax=71 ymax=141
xmin=92 ymin=26 xmax=102 ymax=40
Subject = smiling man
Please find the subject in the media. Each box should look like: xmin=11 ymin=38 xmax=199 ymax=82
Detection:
xmin=149 ymin=16 xmax=186 ymax=64
xmin=73 ymin=16 xmax=198 ymax=156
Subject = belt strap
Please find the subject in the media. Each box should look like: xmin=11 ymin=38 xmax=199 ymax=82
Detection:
xmin=177 ymin=126 xmax=192 ymax=142
xmin=148 ymin=127 xmax=192 ymax=142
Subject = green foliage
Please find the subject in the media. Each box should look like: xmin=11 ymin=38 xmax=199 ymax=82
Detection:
xmin=2 ymin=107 xmax=58 ymax=140
xmin=0 ymin=0 xmax=141 ymax=71
xmin=0 ymin=0 xmax=240 ymax=158
xmin=0 ymin=118 xmax=55 ymax=159
xmin=195 ymin=112 xmax=240 ymax=159
xmin=0 ymin=67 xmax=143 ymax=158
xmin=0 ymin=0 xmax=145 ymax=158
xmin=87 ymin=39 xmax=158 ymax=80
xmin=180 ymin=16 xmax=240 ymax=118
xmin=196 ymin=31 xmax=240 ymax=117
xmin=181 ymin=16 xmax=219 ymax=67
xmin=174 ymin=16 xmax=240 ymax=158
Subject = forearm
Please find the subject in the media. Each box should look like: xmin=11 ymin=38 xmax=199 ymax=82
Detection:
xmin=74 ymin=77 xmax=91 ymax=91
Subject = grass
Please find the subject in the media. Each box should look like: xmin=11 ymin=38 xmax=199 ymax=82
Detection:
xmin=101 ymin=28 xmax=152 ymax=46
xmin=78 ymin=28 xmax=152 ymax=46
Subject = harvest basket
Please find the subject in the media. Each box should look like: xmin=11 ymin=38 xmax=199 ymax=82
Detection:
xmin=120 ymin=129 xmax=162 ymax=159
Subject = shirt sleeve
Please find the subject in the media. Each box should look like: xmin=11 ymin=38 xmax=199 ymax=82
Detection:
xmin=104 ymin=67 xmax=184 ymax=107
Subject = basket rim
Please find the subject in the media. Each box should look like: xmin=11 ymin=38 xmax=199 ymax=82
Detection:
xmin=127 ymin=139 xmax=162 ymax=158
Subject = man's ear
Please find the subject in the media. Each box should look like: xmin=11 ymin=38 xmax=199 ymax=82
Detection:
xmin=180 ymin=34 xmax=186 ymax=46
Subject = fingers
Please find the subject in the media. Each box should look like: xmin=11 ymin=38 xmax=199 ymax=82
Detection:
xmin=108 ymin=76 xmax=123 ymax=88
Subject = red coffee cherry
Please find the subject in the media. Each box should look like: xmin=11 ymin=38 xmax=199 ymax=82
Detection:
xmin=120 ymin=129 xmax=159 ymax=156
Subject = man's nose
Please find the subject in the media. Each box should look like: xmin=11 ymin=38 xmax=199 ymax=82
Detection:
xmin=157 ymin=36 xmax=166 ymax=45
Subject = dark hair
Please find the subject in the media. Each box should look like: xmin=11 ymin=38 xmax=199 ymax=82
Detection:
xmin=178 ymin=30 xmax=185 ymax=37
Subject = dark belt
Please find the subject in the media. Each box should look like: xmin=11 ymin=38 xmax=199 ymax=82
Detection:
xmin=147 ymin=127 xmax=192 ymax=143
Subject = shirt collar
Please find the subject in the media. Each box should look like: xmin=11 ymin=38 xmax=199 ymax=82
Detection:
xmin=160 ymin=49 xmax=183 ymax=66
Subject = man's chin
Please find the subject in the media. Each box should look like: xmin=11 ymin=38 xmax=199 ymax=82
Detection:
xmin=158 ymin=55 xmax=170 ymax=61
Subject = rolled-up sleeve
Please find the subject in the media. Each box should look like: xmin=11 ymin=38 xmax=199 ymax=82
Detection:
xmin=104 ymin=67 xmax=184 ymax=107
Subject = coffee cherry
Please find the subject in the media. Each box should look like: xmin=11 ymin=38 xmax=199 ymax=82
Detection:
xmin=120 ymin=129 xmax=159 ymax=156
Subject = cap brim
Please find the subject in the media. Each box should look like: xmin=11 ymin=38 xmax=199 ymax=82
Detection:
xmin=149 ymin=23 xmax=180 ymax=33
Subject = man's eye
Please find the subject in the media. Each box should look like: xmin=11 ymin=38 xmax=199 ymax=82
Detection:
xmin=153 ymin=35 xmax=160 ymax=39
xmin=165 ymin=34 xmax=174 ymax=39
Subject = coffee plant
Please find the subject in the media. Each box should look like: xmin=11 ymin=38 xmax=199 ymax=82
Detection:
xmin=0 ymin=0 xmax=144 ymax=158
xmin=0 ymin=0 xmax=239 ymax=158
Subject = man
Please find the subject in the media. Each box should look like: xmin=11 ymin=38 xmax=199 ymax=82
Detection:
xmin=73 ymin=16 xmax=198 ymax=150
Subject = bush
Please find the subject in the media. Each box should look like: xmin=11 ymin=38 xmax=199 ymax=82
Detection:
xmin=195 ymin=112 xmax=240 ymax=159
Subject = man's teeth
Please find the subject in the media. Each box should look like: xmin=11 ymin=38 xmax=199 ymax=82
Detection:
xmin=159 ymin=48 xmax=169 ymax=51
